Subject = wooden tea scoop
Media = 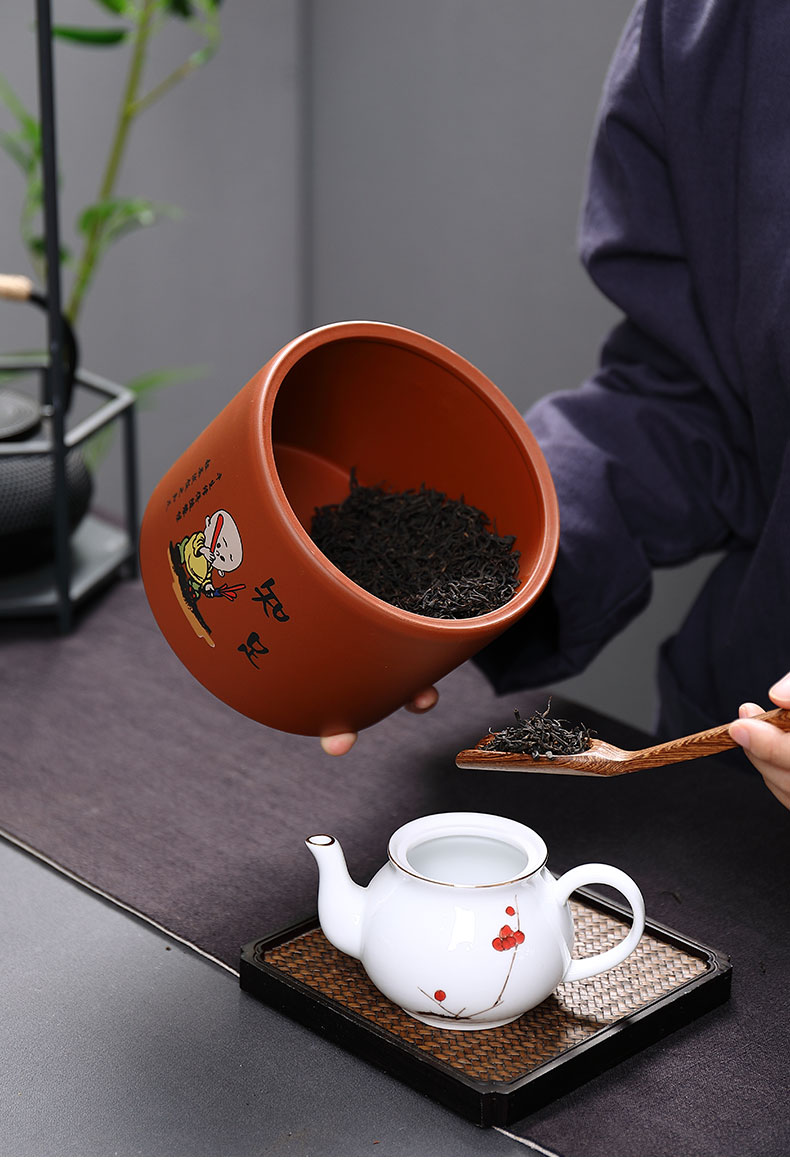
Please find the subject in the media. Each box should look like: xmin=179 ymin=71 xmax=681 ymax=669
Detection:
xmin=455 ymin=707 xmax=790 ymax=777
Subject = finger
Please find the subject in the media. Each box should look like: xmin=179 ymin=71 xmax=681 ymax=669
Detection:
xmin=768 ymin=672 xmax=790 ymax=708
xmin=405 ymin=687 xmax=439 ymax=715
xmin=320 ymin=731 xmax=358 ymax=757
xmin=738 ymin=701 xmax=765 ymax=718
xmin=729 ymin=716 xmax=790 ymax=766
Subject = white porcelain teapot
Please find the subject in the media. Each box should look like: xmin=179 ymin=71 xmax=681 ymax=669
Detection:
xmin=306 ymin=811 xmax=645 ymax=1030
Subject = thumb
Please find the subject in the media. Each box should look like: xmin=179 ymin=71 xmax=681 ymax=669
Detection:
xmin=768 ymin=672 xmax=790 ymax=708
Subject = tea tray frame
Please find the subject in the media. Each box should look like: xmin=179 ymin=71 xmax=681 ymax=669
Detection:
xmin=239 ymin=888 xmax=732 ymax=1128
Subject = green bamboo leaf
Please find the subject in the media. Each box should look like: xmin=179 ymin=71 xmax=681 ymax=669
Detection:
xmin=126 ymin=363 xmax=209 ymax=401
xmin=192 ymin=0 xmax=222 ymax=41
xmin=82 ymin=427 xmax=114 ymax=471
xmin=51 ymin=25 xmax=128 ymax=46
xmin=83 ymin=365 xmax=209 ymax=469
xmin=77 ymin=197 xmax=182 ymax=248
xmin=0 ymin=130 xmax=34 ymax=174
xmin=23 ymin=173 xmax=44 ymax=210
xmin=187 ymin=45 xmax=213 ymax=68
xmin=0 ymin=75 xmax=40 ymax=137
xmin=164 ymin=0 xmax=194 ymax=18
xmin=90 ymin=0 xmax=135 ymax=14
xmin=28 ymin=236 xmax=72 ymax=265
xmin=163 ymin=0 xmax=222 ymax=22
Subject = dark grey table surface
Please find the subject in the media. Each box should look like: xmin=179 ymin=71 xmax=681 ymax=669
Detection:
xmin=1 ymin=578 xmax=788 ymax=1157
xmin=0 ymin=839 xmax=544 ymax=1158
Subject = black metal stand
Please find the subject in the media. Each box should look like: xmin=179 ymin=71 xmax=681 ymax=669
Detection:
xmin=0 ymin=0 xmax=139 ymax=631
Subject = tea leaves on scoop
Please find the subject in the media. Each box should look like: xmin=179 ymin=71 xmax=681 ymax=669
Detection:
xmin=482 ymin=700 xmax=594 ymax=757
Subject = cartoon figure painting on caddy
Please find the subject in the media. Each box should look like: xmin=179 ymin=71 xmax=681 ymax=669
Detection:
xmin=169 ymin=508 xmax=246 ymax=643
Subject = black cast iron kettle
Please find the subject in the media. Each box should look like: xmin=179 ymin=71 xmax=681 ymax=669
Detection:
xmin=0 ymin=274 xmax=92 ymax=575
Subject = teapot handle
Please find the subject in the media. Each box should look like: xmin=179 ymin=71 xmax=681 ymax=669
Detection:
xmin=553 ymin=863 xmax=646 ymax=984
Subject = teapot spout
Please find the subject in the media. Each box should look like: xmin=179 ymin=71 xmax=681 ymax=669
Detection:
xmin=305 ymin=834 xmax=367 ymax=959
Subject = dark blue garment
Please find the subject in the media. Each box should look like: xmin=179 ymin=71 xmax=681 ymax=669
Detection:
xmin=476 ymin=0 xmax=790 ymax=736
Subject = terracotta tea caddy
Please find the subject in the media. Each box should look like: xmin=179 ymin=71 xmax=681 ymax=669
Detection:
xmin=306 ymin=812 xmax=646 ymax=1030
xmin=140 ymin=321 xmax=559 ymax=736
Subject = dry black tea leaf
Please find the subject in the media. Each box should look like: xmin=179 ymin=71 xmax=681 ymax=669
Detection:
xmin=481 ymin=700 xmax=594 ymax=758
xmin=310 ymin=469 xmax=520 ymax=619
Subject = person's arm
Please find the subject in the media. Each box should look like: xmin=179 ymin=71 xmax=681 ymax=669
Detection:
xmin=322 ymin=0 xmax=763 ymax=753
xmin=477 ymin=0 xmax=762 ymax=696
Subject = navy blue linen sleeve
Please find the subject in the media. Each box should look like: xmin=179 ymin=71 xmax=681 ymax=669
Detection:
xmin=476 ymin=0 xmax=763 ymax=694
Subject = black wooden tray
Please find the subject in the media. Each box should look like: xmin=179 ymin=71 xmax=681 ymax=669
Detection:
xmin=239 ymin=888 xmax=732 ymax=1127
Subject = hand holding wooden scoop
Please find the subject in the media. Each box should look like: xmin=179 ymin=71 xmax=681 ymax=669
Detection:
xmin=456 ymin=707 xmax=790 ymax=777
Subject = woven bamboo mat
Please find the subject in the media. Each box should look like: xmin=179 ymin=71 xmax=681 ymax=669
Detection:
xmin=245 ymin=897 xmax=717 ymax=1088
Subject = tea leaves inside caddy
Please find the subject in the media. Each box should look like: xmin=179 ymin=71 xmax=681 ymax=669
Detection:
xmin=311 ymin=468 xmax=521 ymax=619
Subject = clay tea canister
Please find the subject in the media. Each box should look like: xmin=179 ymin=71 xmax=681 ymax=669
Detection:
xmin=139 ymin=321 xmax=559 ymax=736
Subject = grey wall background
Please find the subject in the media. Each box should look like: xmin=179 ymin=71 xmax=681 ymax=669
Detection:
xmin=0 ymin=0 xmax=304 ymax=516
xmin=0 ymin=0 xmax=716 ymax=731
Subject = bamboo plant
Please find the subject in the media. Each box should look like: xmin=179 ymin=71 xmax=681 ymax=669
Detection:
xmin=0 ymin=0 xmax=222 ymax=443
